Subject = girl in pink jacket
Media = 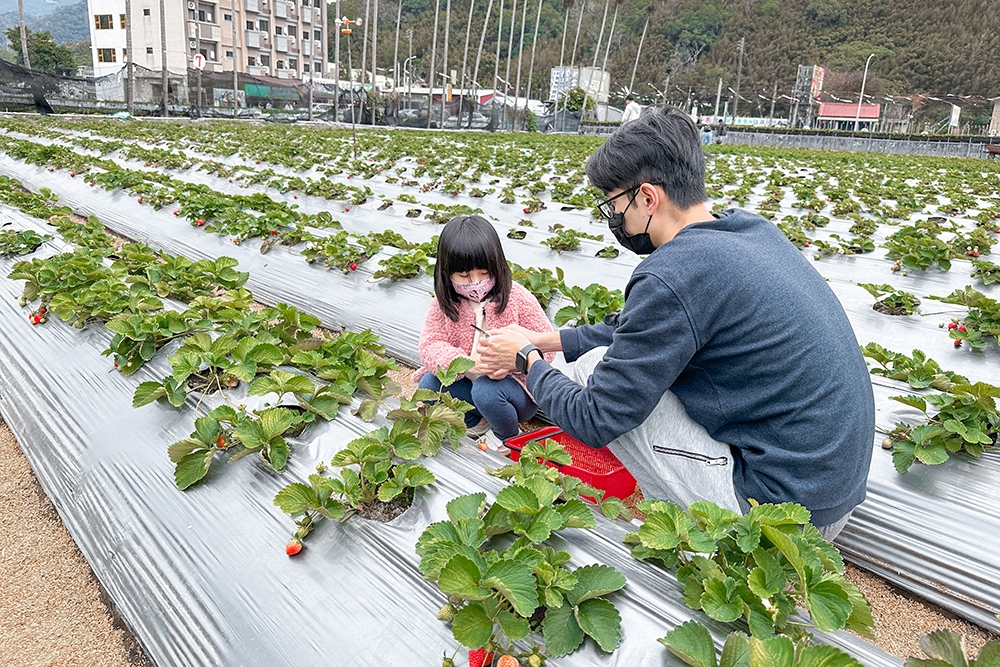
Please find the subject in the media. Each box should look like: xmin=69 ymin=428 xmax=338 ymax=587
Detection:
xmin=414 ymin=215 xmax=555 ymax=452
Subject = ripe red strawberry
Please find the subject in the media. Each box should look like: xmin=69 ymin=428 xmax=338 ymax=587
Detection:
xmin=70 ymin=172 xmax=75 ymax=177
xmin=137 ymin=198 xmax=142 ymax=203
xmin=31 ymin=313 xmax=42 ymax=324
xmin=197 ymin=219 xmax=205 ymax=226
xmin=959 ymin=325 xmax=967 ymax=331
xmin=468 ymin=649 xmax=493 ymax=667
xmin=344 ymin=207 xmax=350 ymax=212
xmin=271 ymin=230 xmax=278 ymax=235
xmin=948 ymin=322 xmax=957 ymax=329
xmin=174 ymin=211 xmax=179 ymax=216
xmin=804 ymin=242 xmax=810 ymax=247
xmin=39 ymin=307 xmax=46 ymax=314
xmin=954 ymin=340 xmax=962 ymax=347
xmin=497 ymin=656 xmax=519 ymax=667
xmin=293 ymin=195 xmax=297 ymax=199
xmin=349 ymin=262 xmax=357 ymax=270
xmin=216 ymin=435 xmax=226 ymax=448
xmin=523 ymin=208 xmax=531 ymax=213
xmin=114 ymin=361 xmax=118 ymax=368
xmin=285 ymin=539 xmax=303 ymax=556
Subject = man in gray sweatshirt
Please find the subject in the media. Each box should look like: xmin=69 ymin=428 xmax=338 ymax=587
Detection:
xmin=479 ymin=106 xmax=874 ymax=540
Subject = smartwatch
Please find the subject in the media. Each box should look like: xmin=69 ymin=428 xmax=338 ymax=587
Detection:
xmin=515 ymin=344 xmax=542 ymax=374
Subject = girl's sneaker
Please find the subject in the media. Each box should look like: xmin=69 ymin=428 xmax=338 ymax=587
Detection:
xmin=479 ymin=430 xmax=510 ymax=456
xmin=467 ymin=418 xmax=491 ymax=437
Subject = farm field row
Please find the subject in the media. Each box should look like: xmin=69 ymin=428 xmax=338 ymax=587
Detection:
xmin=2 ymin=117 xmax=999 ymax=667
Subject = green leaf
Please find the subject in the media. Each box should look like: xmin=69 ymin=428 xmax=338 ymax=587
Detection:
xmin=193 ymin=417 xmax=220 ymax=446
xmin=273 ymin=482 xmax=316 ymax=514
xmin=447 ymin=493 xmax=487 ymax=523
xmin=542 ymin=603 xmax=585 ymax=657
xmin=749 ymin=635 xmax=795 ymax=667
xmin=556 ymin=498 xmax=596 ymax=529
xmin=266 ymin=438 xmax=289 ymax=473
xmin=892 ymin=439 xmax=918 ymax=473
xmin=797 ymin=644 xmax=866 ymax=667
xmin=806 ymin=579 xmax=853 ymax=633
xmin=174 ymin=450 xmax=215 ymax=490
xmin=450 ymin=603 xmax=494 ymax=649
xmin=132 ymin=381 xmax=167 ymax=407
xmin=566 ymin=564 xmax=627 ymax=605
xmin=719 ymin=632 xmax=751 ymax=667
xmin=974 ymin=642 xmax=1000 ymax=667
xmin=576 ymin=598 xmax=622 ymax=652
xmin=260 ymin=408 xmax=295 ymax=439
xmin=637 ymin=505 xmax=685 ymax=550
xmin=658 ymin=620 xmax=718 ymax=667
xmin=747 ymin=548 xmax=786 ymax=598
xmin=917 ymin=629 xmax=970 ymax=666
xmin=892 ymin=395 xmax=928 ymax=412
xmin=495 ymin=485 xmax=540 ymax=515
xmin=167 ymin=438 xmax=204 ymax=463
xmin=496 ymin=610 xmax=531 ymax=641
xmin=439 ymin=555 xmax=492 ymax=601
xmin=481 ymin=559 xmax=539 ymax=617
xmin=702 ymin=577 xmax=744 ymax=623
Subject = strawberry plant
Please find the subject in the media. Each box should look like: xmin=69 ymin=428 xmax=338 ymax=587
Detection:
xmin=507 ymin=229 xmax=527 ymax=240
xmin=858 ymin=283 xmax=920 ymax=315
xmin=249 ymin=369 xmax=351 ymax=421
xmin=883 ymin=224 xmax=960 ymax=272
xmin=384 ymin=358 xmax=476 ymax=455
xmin=970 ymin=259 xmax=1000 ymax=286
xmin=418 ymin=439 xmax=630 ymax=661
xmin=302 ymin=231 xmax=382 ymax=272
xmin=926 ymin=287 xmax=1000 ymax=349
xmin=553 ymin=283 xmax=624 ymax=327
xmin=625 ymin=499 xmax=873 ymax=641
xmin=541 ymin=229 xmax=581 ymax=253
xmin=104 ymin=310 xmax=211 ymax=375
xmin=0 ymin=228 xmax=50 ymax=257
xmin=373 ymin=249 xmax=433 ymax=282
xmin=660 ymin=621 xmax=865 ymax=667
xmin=596 ymin=246 xmax=619 ymax=259
xmin=511 ymin=265 xmax=564 ymax=311
xmin=273 ymin=423 xmax=437 ymax=541
xmin=903 ymin=628 xmax=1000 ymax=667
xmin=862 ymin=344 xmax=968 ymax=391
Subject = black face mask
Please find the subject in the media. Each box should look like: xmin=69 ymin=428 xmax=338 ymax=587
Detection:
xmin=608 ymin=190 xmax=656 ymax=255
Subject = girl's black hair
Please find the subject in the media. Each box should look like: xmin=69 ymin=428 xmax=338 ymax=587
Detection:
xmin=433 ymin=215 xmax=512 ymax=321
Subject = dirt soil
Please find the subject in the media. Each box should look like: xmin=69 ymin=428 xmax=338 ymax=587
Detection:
xmin=2 ymin=363 xmax=998 ymax=664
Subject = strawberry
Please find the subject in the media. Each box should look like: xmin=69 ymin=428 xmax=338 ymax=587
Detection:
xmin=527 ymin=655 xmax=543 ymax=667
xmin=216 ymin=435 xmax=226 ymax=448
xmin=174 ymin=211 xmax=179 ymax=216
xmin=344 ymin=207 xmax=350 ymax=212
xmin=436 ymin=603 xmax=456 ymax=621
xmin=523 ymin=208 xmax=531 ymax=213
xmin=468 ymin=649 xmax=493 ymax=667
xmin=293 ymin=195 xmax=297 ymax=199
xmin=138 ymin=198 xmax=142 ymax=203
xmin=959 ymin=325 xmax=967 ymax=331
xmin=349 ymin=262 xmax=357 ymax=270
xmin=954 ymin=340 xmax=962 ymax=347
xmin=804 ymin=242 xmax=810 ymax=247
xmin=285 ymin=539 xmax=303 ymax=556
xmin=948 ymin=322 xmax=957 ymax=329
xmin=441 ymin=654 xmax=455 ymax=667
xmin=39 ymin=307 xmax=46 ymax=314
xmin=114 ymin=361 xmax=119 ymax=368
xmin=497 ymin=657 xmax=519 ymax=667
xmin=197 ymin=219 xmax=205 ymax=226
xmin=70 ymin=172 xmax=75 ymax=177
xmin=271 ymin=230 xmax=278 ymax=235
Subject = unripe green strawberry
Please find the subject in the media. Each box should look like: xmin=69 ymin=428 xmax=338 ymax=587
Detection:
xmin=436 ymin=603 xmax=456 ymax=622
xmin=528 ymin=654 xmax=543 ymax=667
xmin=441 ymin=653 xmax=455 ymax=667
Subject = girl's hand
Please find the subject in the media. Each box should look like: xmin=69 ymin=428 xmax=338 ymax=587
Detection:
xmin=492 ymin=324 xmax=540 ymax=346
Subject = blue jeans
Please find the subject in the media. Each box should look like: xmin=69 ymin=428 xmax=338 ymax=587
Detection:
xmin=417 ymin=373 xmax=537 ymax=441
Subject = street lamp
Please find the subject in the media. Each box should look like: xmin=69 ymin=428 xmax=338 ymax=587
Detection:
xmin=854 ymin=53 xmax=875 ymax=133
xmin=335 ymin=16 xmax=362 ymax=156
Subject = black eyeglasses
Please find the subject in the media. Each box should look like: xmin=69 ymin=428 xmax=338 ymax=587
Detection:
xmin=594 ymin=186 xmax=640 ymax=220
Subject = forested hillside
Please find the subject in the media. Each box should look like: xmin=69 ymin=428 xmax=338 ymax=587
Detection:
xmin=339 ymin=0 xmax=999 ymax=106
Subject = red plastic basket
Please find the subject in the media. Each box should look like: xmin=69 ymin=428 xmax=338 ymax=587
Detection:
xmin=505 ymin=426 xmax=636 ymax=501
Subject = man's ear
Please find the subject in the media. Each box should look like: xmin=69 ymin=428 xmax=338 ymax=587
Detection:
xmin=637 ymin=182 xmax=666 ymax=214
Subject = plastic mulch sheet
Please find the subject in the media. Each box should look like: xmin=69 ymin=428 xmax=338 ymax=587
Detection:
xmin=2 ymin=140 xmax=1000 ymax=635
xmin=0 ymin=207 xmax=900 ymax=666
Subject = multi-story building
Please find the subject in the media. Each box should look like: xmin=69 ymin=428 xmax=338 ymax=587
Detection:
xmin=87 ymin=0 xmax=328 ymax=85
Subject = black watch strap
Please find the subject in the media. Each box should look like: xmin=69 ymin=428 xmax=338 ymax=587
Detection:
xmin=516 ymin=344 xmax=542 ymax=374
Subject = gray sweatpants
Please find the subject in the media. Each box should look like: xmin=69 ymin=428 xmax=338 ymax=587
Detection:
xmin=561 ymin=347 xmax=851 ymax=541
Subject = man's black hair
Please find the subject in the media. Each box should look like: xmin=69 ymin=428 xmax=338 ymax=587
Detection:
xmin=625 ymin=94 xmax=634 ymax=101
xmin=585 ymin=105 xmax=707 ymax=210
xmin=433 ymin=215 xmax=512 ymax=321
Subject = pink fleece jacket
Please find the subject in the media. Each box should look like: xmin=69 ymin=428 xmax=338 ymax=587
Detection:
xmin=413 ymin=282 xmax=556 ymax=392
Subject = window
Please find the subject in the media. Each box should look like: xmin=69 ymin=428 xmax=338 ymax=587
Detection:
xmin=123 ymin=47 xmax=128 ymax=58
xmin=287 ymin=25 xmax=296 ymax=37
xmin=260 ymin=54 xmax=270 ymax=66
xmin=303 ymin=63 xmax=309 ymax=72
xmin=274 ymin=25 xmax=282 ymax=34
xmin=226 ymin=50 xmax=233 ymax=58
xmin=224 ymin=13 xmax=231 ymax=21
xmin=246 ymin=20 xmax=254 ymax=29
xmin=313 ymin=29 xmax=321 ymax=41
xmin=94 ymin=14 xmax=113 ymax=29
xmin=276 ymin=60 xmax=284 ymax=69
xmin=248 ymin=56 xmax=256 ymax=66
xmin=258 ymin=19 xmax=269 ymax=31
xmin=120 ymin=13 xmax=127 ymax=28
xmin=143 ymin=8 xmax=150 ymax=15
xmin=289 ymin=58 xmax=297 ymax=69
xmin=197 ymin=9 xmax=213 ymax=22
xmin=314 ymin=0 xmax=320 ymax=7
xmin=146 ymin=46 xmax=153 ymax=54
xmin=97 ymin=48 xmax=116 ymax=62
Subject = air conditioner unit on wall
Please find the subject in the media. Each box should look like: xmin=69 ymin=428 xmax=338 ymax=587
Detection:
xmin=189 ymin=39 xmax=197 ymax=48
xmin=187 ymin=1 xmax=196 ymax=9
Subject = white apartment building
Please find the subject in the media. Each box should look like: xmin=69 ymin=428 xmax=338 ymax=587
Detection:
xmin=87 ymin=0 xmax=328 ymax=83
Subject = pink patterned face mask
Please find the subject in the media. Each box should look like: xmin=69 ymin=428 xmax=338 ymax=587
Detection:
xmin=452 ymin=277 xmax=495 ymax=302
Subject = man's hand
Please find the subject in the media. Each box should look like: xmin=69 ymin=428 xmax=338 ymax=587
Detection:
xmin=478 ymin=328 xmax=531 ymax=373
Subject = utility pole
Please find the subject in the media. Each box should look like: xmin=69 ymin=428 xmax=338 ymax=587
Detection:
xmin=125 ymin=0 xmax=134 ymax=114
xmin=713 ymin=77 xmax=722 ymax=120
xmin=334 ymin=0 xmax=342 ymax=122
xmin=406 ymin=28 xmax=413 ymax=108
xmin=17 ymin=0 xmax=29 ymax=69
xmin=160 ymin=0 xmax=168 ymax=115
xmin=370 ymin=0 xmax=378 ymax=126
xmin=732 ymin=37 xmax=744 ymax=120
xmin=768 ymin=80 xmax=776 ymax=121
xmin=426 ymin=0 xmax=440 ymax=128
xmin=232 ymin=0 xmax=239 ymax=120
